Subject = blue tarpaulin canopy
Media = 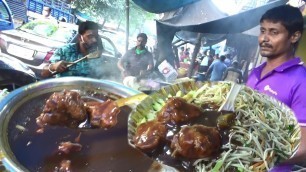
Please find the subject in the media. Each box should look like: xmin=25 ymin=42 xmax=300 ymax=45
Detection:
xmin=153 ymin=0 xmax=287 ymax=67
xmin=73 ymin=9 xmax=94 ymax=22
xmin=131 ymin=0 xmax=200 ymax=13
xmin=131 ymin=0 xmax=288 ymax=70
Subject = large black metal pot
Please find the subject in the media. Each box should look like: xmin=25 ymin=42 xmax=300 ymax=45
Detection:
xmin=0 ymin=77 xmax=159 ymax=172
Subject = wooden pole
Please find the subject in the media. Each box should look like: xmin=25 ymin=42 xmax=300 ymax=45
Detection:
xmin=125 ymin=0 xmax=130 ymax=52
xmin=187 ymin=33 xmax=202 ymax=78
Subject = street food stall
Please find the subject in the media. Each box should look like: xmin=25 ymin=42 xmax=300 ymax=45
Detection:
xmin=155 ymin=0 xmax=287 ymax=76
xmin=0 ymin=77 xmax=303 ymax=171
xmin=1 ymin=0 xmax=306 ymax=171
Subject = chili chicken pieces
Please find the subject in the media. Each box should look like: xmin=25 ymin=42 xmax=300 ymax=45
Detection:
xmin=36 ymin=90 xmax=121 ymax=132
xmin=85 ymin=100 xmax=120 ymax=128
xmin=171 ymin=125 xmax=221 ymax=159
xmin=133 ymin=120 xmax=167 ymax=152
xmin=36 ymin=90 xmax=87 ymax=131
xmin=157 ymin=97 xmax=202 ymax=125
xmin=133 ymin=97 xmax=222 ymax=160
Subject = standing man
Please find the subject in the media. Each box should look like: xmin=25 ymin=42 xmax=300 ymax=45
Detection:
xmin=179 ymin=46 xmax=185 ymax=62
xmin=224 ymin=53 xmax=232 ymax=67
xmin=41 ymin=21 xmax=103 ymax=78
xmin=41 ymin=6 xmax=55 ymax=20
xmin=117 ymin=33 xmax=154 ymax=79
xmin=205 ymin=55 xmax=227 ymax=81
xmin=222 ymin=60 xmax=243 ymax=83
xmin=199 ymin=49 xmax=213 ymax=73
xmin=247 ymin=5 xmax=306 ymax=170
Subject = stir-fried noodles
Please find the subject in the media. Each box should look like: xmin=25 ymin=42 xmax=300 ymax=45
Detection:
xmin=192 ymin=82 xmax=300 ymax=172
xmin=129 ymin=81 xmax=300 ymax=172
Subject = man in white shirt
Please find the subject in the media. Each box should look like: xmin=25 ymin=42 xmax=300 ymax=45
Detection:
xmin=41 ymin=6 xmax=56 ymax=21
xmin=199 ymin=50 xmax=213 ymax=73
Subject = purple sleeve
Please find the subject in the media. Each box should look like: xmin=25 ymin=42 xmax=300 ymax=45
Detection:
xmin=269 ymin=164 xmax=293 ymax=172
xmin=291 ymin=79 xmax=306 ymax=126
xmin=246 ymin=69 xmax=256 ymax=88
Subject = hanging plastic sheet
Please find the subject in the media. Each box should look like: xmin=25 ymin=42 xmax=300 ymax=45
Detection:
xmin=131 ymin=0 xmax=200 ymax=13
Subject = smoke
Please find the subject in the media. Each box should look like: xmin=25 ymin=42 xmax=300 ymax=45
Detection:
xmin=87 ymin=57 xmax=122 ymax=83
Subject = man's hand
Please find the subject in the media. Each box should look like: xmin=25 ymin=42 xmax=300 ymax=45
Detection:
xmin=137 ymin=70 xmax=152 ymax=82
xmin=121 ymin=70 xmax=127 ymax=78
xmin=51 ymin=61 xmax=72 ymax=73
xmin=275 ymin=126 xmax=306 ymax=168
xmin=41 ymin=61 xmax=73 ymax=78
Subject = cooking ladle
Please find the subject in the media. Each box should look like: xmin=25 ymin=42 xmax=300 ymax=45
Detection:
xmin=78 ymin=93 xmax=148 ymax=129
xmin=52 ymin=50 xmax=101 ymax=75
xmin=78 ymin=82 xmax=244 ymax=129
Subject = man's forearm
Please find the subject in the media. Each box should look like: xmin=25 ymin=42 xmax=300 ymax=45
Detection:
xmin=41 ymin=63 xmax=54 ymax=78
xmin=117 ymin=60 xmax=125 ymax=72
xmin=282 ymin=126 xmax=306 ymax=166
xmin=147 ymin=64 xmax=153 ymax=71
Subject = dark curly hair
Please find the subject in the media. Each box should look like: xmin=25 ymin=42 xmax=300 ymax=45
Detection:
xmin=260 ymin=5 xmax=304 ymax=36
xmin=78 ymin=21 xmax=99 ymax=35
xmin=137 ymin=33 xmax=148 ymax=41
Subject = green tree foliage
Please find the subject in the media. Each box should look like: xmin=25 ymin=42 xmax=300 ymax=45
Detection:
xmin=72 ymin=0 xmax=155 ymax=32
xmin=129 ymin=2 xmax=155 ymax=33
xmin=72 ymin=0 xmax=124 ymax=21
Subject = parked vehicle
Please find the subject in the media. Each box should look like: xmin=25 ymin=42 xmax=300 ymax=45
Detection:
xmin=0 ymin=0 xmax=14 ymax=30
xmin=0 ymin=20 xmax=122 ymax=79
xmin=0 ymin=0 xmax=35 ymax=92
xmin=0 ymin=53 xmax=37 ymax=91
xmin=101 ymin=29 xmax=133 ymax=55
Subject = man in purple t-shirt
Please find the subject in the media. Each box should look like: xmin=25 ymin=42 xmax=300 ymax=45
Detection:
xmin=247 ymin=5 xmax=306 ymax=171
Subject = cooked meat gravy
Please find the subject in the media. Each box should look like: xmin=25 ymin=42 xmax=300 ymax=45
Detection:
xmin=85 ymin=100 xmax=120 ymax=128
xmin=36 ymin=90 xmax=121 ymax=132
xmin=36 ymin=90 xmax=87 ymax=130
xmin=157 ymin=97 xmax=202 ymax=125
xmin=58 ymin=141 xmax=82 ymax=154
xmin=56 ymin=160 xmax=71 ymax=172
xmin=8 ymin=91 xmax=154 ymax=171
xmin=133 ymin=97 xmax=233 ymax=171
xmin=133 ymin=120 xmax=167 ymax=152
xmin=171 ymin=125 xmax=222 ymax=159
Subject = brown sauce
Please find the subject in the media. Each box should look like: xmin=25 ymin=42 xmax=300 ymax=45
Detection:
xmin=144 ymin=110 xmax=232 ymax=171
xmin=8 ymin=92 xmax=154 ymax=171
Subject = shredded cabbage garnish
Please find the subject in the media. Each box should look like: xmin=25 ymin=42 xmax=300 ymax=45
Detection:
xmin=193 ymin=84 xmax=300 ymax=172
xmin=132 ymin=82 xmax=300 ymax=171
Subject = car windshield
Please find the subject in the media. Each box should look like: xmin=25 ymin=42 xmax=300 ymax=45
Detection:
xmin=102 ymin=37 xmax=116 ymax=56
xmin=19 ymin=20 xmax=76 ymax=43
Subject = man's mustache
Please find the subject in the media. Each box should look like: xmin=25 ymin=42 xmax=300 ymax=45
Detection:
xmin=86 ymin=43 xmax=98 ymax=49
xmin=259 ymin=43 xmax=273 ymax=48
xmin=87 ymin=44 xmax=99 ymax=53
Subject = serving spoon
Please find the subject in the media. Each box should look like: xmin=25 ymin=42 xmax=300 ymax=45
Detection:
xmin=78 ymin=82 xmax=242 ymax=129
xmin=218 ymin=83 xmax=243 ymax=112
xmin=52 ymin=50 xmax=101 ymax=75
xmin=78 ymin=93 xmax=148 ymax=128
xmin=67 ymin=50 xmax=101 ymax=67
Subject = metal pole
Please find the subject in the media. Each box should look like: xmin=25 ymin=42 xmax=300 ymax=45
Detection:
xmin=125 ymin=0 xmax=130 ymax=52
xmin=187 ymin=33 xmax=202 ymax=78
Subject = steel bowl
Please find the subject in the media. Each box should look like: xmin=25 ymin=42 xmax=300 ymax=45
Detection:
xmin=0 ymin=77 xmax=157 ymax=171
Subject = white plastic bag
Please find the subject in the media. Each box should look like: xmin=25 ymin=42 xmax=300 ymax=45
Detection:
xmin=157 ymin=60 xmax=178 ymax=82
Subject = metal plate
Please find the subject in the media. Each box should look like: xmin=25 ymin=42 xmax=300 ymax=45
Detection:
xmin=128 ymin=81 xmax=301 ymax=171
